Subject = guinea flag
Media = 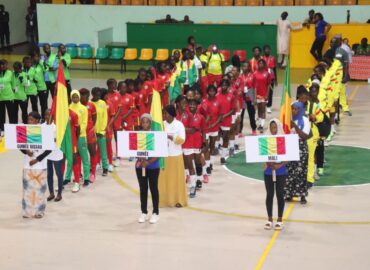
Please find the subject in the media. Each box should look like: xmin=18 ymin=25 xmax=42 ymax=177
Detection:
xmin=280 ymin=58 xmax=292 ymax=134
xmin=150 ymin=80 xmax=165 ymax=169
xmin=50 ymin=62 xmax=73 ymax=167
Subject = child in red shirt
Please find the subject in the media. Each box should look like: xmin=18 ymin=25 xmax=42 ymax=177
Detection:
xmin=119 ymin=80 xmax=135 ymax=131
xmin=240 ymin=62 xmax=257 ymax=135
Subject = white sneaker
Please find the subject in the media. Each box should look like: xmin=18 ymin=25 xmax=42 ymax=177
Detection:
xmin=113 ymin=159 xmax=120 ymax=167
xmin=96 ymin=163 xmax=102 ymax=171
xmin=71 ymin=183 xmax=80 ymax=193
xmin=108 ymin=164 xmax=113 ymax=172
xmin=267 ymin=107 xmax=272 ymax=114
xmin=149 ymin=214 xmax=159 ymax=224
xmin=138 ymin=213 xmax=148 ymax=223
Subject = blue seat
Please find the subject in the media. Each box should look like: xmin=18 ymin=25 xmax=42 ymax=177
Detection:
xmin=65 ymin=43 xmax=77 ymax=48
xmin=37 ymin=42 xmax=47 ymax=48
xmin=79 ymin=43 xmax=91 ymax=48
xmin=51 ymin=42 xmax=63 ymax=48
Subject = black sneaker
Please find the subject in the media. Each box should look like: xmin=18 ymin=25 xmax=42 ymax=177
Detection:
xmin=196 ymin=180 xmax=202 ymax=190
xmin=63 ymin=180 xmax=70 ymax=186
xmin=307 ymin=182 xmax=313 ymax=189
xmin=102 ymin=169 xmax=108 ymax=176
xmin=83 ymin=180 xmax=90 ymax=187
xmin=189 ymin=187 xmax=196 ymax=198
xmin=235 ymin=144 xmax=239 ymax=151
xmin=206 ymin=167 xmax=212 ymax=175
xmin=285 ymin=196 xmax=292 ymax=202
xmin=301 ymin=196 xmax=307 ymax=204
xmin=220 ymin=157 xmax=226 ymax=165
xmin=229 ymin=148 xmax=235 ymax=157
xmin=210 ymin=164 xmax=213 ymax=171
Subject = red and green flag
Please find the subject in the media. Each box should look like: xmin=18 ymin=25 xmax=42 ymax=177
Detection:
xmin=50 ymin=62 xmax=73 ymax=166
xmin=280 ymin=58 xmax=292 ymax=134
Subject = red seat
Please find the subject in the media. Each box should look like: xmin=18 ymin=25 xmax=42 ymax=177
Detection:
xmin=219 ymin=50 xmax=230 ymax=62
xmin=233 ymin=50 xmax=247 ymax=62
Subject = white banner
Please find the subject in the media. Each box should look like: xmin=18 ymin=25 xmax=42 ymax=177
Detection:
xmin=245 ymin=134 xmax=300 ymax=163
xmin=117 ymin=131 xmax=168 ymax=158
xmin=4 ymin=124 xmax=56 ymax=150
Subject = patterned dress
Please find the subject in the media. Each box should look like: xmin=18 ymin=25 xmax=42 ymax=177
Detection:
xmin=21 ymin=150 xmax=50 ymax=218
xmin=285 ymin=140 xmax=309 ymax=198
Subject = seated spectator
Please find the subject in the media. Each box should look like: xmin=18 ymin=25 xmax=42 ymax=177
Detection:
xmin=356 ymin=38 xmax=370 ymax=56
xmin=342 ymin=38 xmax=353 ymax=64
xmin=180 ymin=15 xmax=194 ymax=24
xmin=155 ymin=14 xmax=178 ymax=24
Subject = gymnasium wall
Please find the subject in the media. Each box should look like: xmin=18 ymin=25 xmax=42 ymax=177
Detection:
xmin=2 ymin=0 xmax=29 ymax=45
xmin=37 ymin=4 xmax=370 ymax=68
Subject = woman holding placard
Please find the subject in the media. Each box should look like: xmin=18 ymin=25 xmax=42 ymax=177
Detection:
xmin=20 ymin=112 xmax=51 ymax=218
xmin=136 ymin=114 xmax=160 ymax=224
xmin=264 ymin=119 xmax=288 ymax=231
xmin=158 ymin=105 xmax=188 ymax=208
xmin=285 ymin=102 xmax=311 ymax=204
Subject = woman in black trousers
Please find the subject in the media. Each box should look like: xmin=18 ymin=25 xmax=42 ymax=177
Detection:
xmin=136 ymin=113 xmax=160 ymax=224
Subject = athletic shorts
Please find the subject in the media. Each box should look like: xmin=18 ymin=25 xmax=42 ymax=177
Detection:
xmin=183 ymin=148 xmax=201 ymax=155
xmin=87 ymin=128 xmax=97 ymax=144
xmin=207 ymin=74 xmax=222 ymax=87
xmin=257 ymin=98 xmax=267 ymax=104
xmin=206 ymin=131 xmax=218 ymax=140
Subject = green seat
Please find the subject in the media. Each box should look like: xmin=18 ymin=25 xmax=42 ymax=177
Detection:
xmin=95 ymin=47 xmax=109 ymax=60
xmin=67 ymin=47 xmax=78 ymax=59
xmin=80 ymin=47 xmax=93 ymax=59
xmin=109 ymin=48 xmax=124 ymax=60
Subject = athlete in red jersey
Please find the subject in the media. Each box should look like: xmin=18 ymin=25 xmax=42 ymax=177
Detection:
xmin=126 ymin=79 xmax=140 ymax=129
xmin=249 ymin=46 xmax=262 ymax=73
xmin=106 ymin=78 xmax=122 ymax=165
xmin=229 ymin=67 xmax=242 ymax=156
xmin=79 ymin=88 xmax=98 ymax=182
xmin=253 ymin=59 xmax=272 ymax=132
xmin=182 ymin=98 xmax=206 ymax=198
xmin=201 ymin=85 xmax=221 ymax=175
xmin=216 ymin=79 xmax=235 ymax=165
xmin=262 ymin=45 xmax=277 ymax=113
xmin=137 ymin=68 xmax=151 ymax=114
xmin=240 ymin=62 xmax=257 ymax=135
xmin=155 ymin=62 xmax=171 ymax=107
xmin=101 ymin=88 xmax=115 ymax=171
xmin=118 ymin=81 xmax=135 ymax=131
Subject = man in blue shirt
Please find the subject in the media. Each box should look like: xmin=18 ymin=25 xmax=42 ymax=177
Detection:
xmin=310 ymin=13 xmax=331 ymax=61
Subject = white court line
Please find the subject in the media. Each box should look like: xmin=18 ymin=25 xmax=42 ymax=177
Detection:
xmin=224 ymin=143 xmax=370 ymax=189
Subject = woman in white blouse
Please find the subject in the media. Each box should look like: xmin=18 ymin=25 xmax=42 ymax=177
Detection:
xmin=158 ymin=105 xmax=188 ymax=208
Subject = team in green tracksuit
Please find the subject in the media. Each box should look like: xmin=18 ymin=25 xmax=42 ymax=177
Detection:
xmin=58 ymin=44 xmax=72 ymax=97
xmin=23 ymin=57 xmax=38 ymax=114
xmin=32 ymin=53 xmax=48 ymax=117
xmin=0 ymin=61 xmax=15 ymax=131
xmin=42 ymin=44 xmax=59 ymax=97
xmin=12 ymin=62 xmax=28 ymax=124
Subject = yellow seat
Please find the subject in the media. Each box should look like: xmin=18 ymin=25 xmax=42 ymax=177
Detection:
xmin=106 ymin=0 xmax=118 ymax=4
xmin=327 ymin=0 xmax=341 ymax=4
xmin=314 ymin=0 xmax=325 ymax=4
xmin=274 ymin=0 xmax=286 ymax=5
xmin=220 ymin=0 xmax=233 ymax=5
xmin=94 ymin=0 xmax=106 ymax=4
xmin=181 ymin=0 xmax=194 ymax=5
xmin=235 ymin=0 xmax=246 ymax=5
xmin=247 ymin=0 xmax=260 ymax=5
xmin=139 ymin=48 xmax=153 ymax=61
xmin=300 ymin=0 xmax=313 ymax=5
xmin=121 ymin=0 xmax=132 ymax=4
xmin=157 ymin=0 xmax=168 ymax=4
xmin=194 ymin=0 xmax=204 ymax=4
xmin=168 ymin=0 xmax=177 ymax=4
xmin=208 ymin=0 xmax=220 ymax=5
xmin=155 ymin=49 xmax=169 ymax=61
xmin=343 ymin=0 xmax=356 ymax=4
xmin=131 ymin=0 xmax=144 ymax=4
xmin=124 ymin=48 xmax=138 ymax=60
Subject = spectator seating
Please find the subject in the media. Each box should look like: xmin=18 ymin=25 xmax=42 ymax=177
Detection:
xmin=123 ymin=48 xmax=138 ymax=72
xmin=154 ymin=49 xmax=169 ymax=61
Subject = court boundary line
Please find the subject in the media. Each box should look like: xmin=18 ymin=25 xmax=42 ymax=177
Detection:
xmin=111 ymin=171 xmax=370 ymax=225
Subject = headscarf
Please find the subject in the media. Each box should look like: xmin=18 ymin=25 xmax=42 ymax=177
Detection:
xmin=164 ymin=105 xmax=176 ymax=118
xmin=140 ymin=113 xmax=152 ymax=122
xmin=292 ymin=101 xmax=305 ymax=130
xmin=266 ymin=118 xmax=284 ymax=135
xmin=70 ymin=89 xmax=82 ymax=110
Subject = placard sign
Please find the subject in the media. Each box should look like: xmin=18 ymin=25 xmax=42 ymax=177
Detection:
xmin=245 ymin=134 xmax=299 ymax=163
xmin=4 ymin=124 xmax=56 ymax=150
xmin=117 ymin=131 xmax=168 ymax=158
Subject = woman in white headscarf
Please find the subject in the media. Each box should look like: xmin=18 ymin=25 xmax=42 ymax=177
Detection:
xmin=263 ymin=118 xmax=288 ymax=231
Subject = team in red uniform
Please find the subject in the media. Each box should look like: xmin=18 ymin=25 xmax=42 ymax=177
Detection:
xmin=261 ymin=45 xmax=277 ymax=114
xmin=240 ymin=62 xmax=257 ymax=135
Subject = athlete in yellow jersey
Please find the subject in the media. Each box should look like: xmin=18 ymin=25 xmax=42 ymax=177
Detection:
xmin=70 ymin=90 xmax=90 ymax=191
